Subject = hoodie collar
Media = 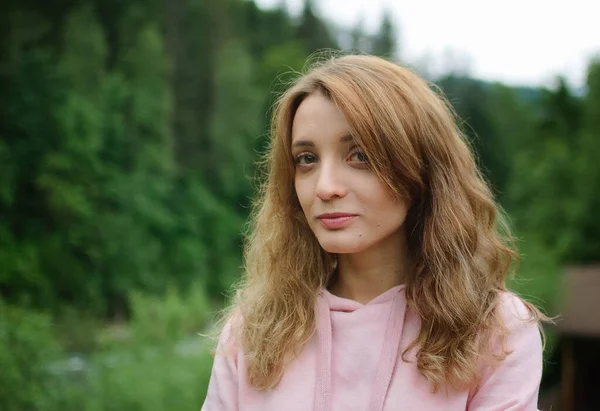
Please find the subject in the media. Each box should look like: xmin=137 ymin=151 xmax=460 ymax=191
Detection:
xmin=322 ymin=284 xmax=406 ymax=311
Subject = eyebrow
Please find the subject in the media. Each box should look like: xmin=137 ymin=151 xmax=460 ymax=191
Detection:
xmin=291 ymin=134 xmax=354 ymax=149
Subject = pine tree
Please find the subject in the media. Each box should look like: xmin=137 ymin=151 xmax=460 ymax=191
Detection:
xmin=372 ymin=11 xmax=397 ymax=58
xmin=296 ymin=0 xmax=337 ymax=53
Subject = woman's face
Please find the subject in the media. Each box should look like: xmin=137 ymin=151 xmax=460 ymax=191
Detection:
xmin=291 ymin=92 xmax=409 ymax=254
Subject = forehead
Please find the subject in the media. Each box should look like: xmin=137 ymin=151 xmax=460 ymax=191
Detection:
xmin=291 ymin=93 xmax=350 ymax=145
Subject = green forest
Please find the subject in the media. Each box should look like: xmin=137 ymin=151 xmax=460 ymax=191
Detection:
xmin=1 ymin=0 xmax=599 ymax=409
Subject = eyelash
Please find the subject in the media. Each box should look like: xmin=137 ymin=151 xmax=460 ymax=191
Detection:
xmin=294 ymin=152 xmax=317 ymax=165
xmin=294 ymin=149 xmax=369 ymax=167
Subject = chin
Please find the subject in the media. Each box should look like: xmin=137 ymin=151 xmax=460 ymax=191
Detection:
xmin=317 ymin=234 xmax=370 ymax=254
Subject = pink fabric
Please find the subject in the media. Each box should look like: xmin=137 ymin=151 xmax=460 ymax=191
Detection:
xmin=201 ymin=286 xmax=543 ymax=411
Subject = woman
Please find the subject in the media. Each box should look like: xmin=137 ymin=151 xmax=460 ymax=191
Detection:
xmin=202 ymin=54 xmax=549 ymax=411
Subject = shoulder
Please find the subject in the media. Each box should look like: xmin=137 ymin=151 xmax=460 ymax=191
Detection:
xmin=467 ymin=292 xmax=545 ymax=408
xmin=486 ymin=291 xmax=544 ymax=360
xmin=214 ymin=311 xmax=244 ymax=358
xmin=496 ymin=291 xmax=541 ymax=332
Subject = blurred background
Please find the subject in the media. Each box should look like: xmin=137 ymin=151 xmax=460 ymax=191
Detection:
xmin=0 ymin=0 xmax=598 ymax=410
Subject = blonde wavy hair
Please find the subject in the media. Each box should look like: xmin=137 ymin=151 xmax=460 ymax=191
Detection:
xmin=217 ymin=54 xmax=549 ymax=393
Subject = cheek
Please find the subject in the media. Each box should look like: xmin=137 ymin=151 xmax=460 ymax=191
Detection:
xmin=294 ymin=179 xmax=312 ymax=212
xmin=367 ymin=193 xmax=409 ymax=230
xmin=382 ymin=203 xmax=409 ymax=230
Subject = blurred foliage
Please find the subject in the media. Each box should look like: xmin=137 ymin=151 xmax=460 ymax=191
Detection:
xmin=0 ymin=296 xmax=213 ymax=411
xmin=0 ymin=0 xmax=599 ymax=408
xmin=0 ymin=299 xmax=63 ymax=411
xmin=127 ymin=281 xmax=212 ymax=347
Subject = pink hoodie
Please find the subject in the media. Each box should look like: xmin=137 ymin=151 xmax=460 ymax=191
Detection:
xmin=202 ymin=285 xmax=543 ymax=411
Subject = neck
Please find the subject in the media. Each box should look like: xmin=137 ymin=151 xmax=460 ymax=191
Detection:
xmin=328 ymin=229 xmax=410 ymax=304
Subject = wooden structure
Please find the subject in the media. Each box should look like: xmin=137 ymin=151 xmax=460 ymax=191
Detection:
xmin=556 ymin=265 xmax=600 ymax=411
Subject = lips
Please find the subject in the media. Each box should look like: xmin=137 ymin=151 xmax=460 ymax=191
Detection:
xmin=318 ymin=212 xmax=356 ymax=219
xmin=317 ymin=212 xmax=358 ymax=229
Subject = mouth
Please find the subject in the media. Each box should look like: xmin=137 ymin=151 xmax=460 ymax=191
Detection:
xmin=317 ymin=213 xmax=358 ymax=229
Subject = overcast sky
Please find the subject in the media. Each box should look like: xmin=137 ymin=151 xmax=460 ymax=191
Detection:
xmin=255 ymin=0 xmax=600 ymax=89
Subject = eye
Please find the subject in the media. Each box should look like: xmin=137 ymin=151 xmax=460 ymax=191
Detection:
xmin=294 ymin=152 xmax=318 ymax=166
xmin=349 ymin=150 xmax=369 ymax=163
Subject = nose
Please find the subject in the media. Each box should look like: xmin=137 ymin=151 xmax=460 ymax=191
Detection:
xmin=315 ymin=160 xmax=348 ymax=201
